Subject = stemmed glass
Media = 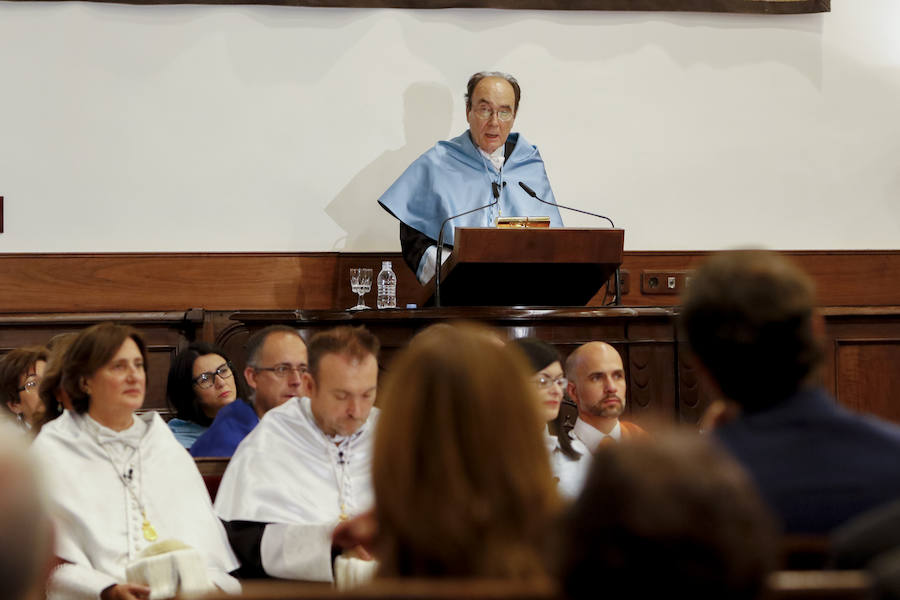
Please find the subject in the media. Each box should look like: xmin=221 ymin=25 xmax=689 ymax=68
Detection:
xmin=350 ymin=268 xmax=373 ymax=310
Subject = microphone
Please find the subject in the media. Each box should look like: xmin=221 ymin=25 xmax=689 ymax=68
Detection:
xmin=337 ymin=451 xmax=345 ymax=466
xmin=434 ymin=181 xmax=502 ymax=306
xmin=125 ymin=468 xmax=133 ymax=481
xmin=518 ymin=181 xmax=622 ymax=306
xmin=518 ymin=181 xmax=615 ymax=228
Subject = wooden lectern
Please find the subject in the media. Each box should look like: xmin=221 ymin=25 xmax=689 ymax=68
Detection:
xmin=418 ymin=227 xmax=624 ymax=307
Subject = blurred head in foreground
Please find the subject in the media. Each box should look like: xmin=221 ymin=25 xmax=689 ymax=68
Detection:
xmin=559 ymin=432 xmax=777 ymax=600
xmin=373 ymin=323 xmax=560 ymax=578
xmin=0 ymin=433 xmax=53 ymax=600
xmin=680 ymin=249 xmax=822 ymax=412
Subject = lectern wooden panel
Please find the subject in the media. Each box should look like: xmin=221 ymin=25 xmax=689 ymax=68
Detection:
xmin=423 ymin=227 xmax=624 ymax=307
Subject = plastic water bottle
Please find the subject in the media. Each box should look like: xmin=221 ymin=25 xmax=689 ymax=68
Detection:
xmin=376 ymin=261 xmax=397 ymax=309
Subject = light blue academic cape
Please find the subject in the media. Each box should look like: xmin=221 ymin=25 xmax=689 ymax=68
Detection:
xmin=377 ymin=131 xmax=563 ymax=247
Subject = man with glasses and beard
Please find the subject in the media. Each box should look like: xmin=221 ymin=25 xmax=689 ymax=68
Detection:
xmin=378 ymin=71 xmax=563 ymax=284
xmin=566 ymin=342 xmax=647 ymax=453
xmin=215 ymin=326 xmax=380 ymax=582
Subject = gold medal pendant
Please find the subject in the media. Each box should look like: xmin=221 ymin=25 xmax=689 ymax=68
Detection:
xmin=142 ymin=512 xmax=158 ymax=542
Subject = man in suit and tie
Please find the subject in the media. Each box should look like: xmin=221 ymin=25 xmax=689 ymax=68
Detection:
xmin=566 ymin=341 xmax=647 ymax=452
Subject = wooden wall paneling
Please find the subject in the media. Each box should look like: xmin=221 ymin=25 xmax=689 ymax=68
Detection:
xmin=614 ymin=251 xmax=900 ymax=308
xmin=676 ymin=350 xmax=713 ymax=426
xmin=834 ymin=341 xmax=900 ymax=422
xmin=821 ymin=309 xmax=900 ymax=422
xmin=0 ymin=311 xmax=201 ymax=415
xmin=1 ymin=250 xmax=899 ymax=313
xmin=5 ymin=305 xmax=900 ymax=425
xmin=0 ymin=253 xmax=340 ymax=312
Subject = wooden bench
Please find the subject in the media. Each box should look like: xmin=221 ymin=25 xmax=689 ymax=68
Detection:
xmin=195 ymin=457 xmax=230 ymax=503
xmin=198 ymin=572 xmax=872 ymax=600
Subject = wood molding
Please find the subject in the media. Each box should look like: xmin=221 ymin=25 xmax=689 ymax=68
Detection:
xmin=15 ymin=0 xmax=830 ymax=13
xmin=0 ymin=250 xmax=896 ymax=313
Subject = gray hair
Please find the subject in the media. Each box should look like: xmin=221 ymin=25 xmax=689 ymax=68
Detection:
xmin=244 ymin=325 xmax=304 ymax=368
xmin=465 ymin=71 xmax=521 ymax=113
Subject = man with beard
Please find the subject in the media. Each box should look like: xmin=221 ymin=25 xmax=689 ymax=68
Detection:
xmin=566 ymin=342 xmax=647 ymax=452
xmin=214 ymin=326 xmax=380 ymax=581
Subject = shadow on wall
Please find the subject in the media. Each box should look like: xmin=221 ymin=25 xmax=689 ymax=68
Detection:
xmin=325 ymin=81 xmax=454 ymax=251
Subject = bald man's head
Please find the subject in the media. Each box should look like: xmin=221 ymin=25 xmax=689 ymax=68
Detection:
xmin=566 ymin=342 xmax=627 ymax=425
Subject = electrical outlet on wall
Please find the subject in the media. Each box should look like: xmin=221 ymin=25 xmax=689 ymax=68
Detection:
xmin=641 ymin=270 xmax=694 ymax=295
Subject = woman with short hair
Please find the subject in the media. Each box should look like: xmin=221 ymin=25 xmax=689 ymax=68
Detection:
xmin=32 ymin=323 xmax=239 ymax=600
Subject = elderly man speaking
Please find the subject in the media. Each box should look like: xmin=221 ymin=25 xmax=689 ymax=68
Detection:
xmin=378 ymin=71 xmax=563 ymax=283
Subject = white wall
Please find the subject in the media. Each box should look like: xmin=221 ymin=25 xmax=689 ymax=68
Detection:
xmin=0 ymin=1 xmax=897 ymax=253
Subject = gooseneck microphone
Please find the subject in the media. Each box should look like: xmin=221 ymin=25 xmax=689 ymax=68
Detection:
xmin=517 ymin=181 xmax=615 ymax=228
xmin=518 ymin=181 xmax=621 ymax=305
xmin=434 ymin=181 xmax=503 ymax=307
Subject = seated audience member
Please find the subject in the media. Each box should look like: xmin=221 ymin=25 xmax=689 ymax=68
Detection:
xmin=215 ymin=326 xmax=379 ymax=581
xmin=166 ymin=342 xmax=249 ymax=450
xmin=565 ymin=341 xmax=647 ymax=452
xmin=368 ymin=324 xmax=560 ymax=578
xmin=31 ymin=323 xmax=239 ymax=599
xmin=511 ymin=337 xmax=591 ymax=499
xmin=558 ymin=433 xmax=777 ymax=600
xmin=681 ymin=250 xmax=900 ymax=534
xmin=0 ymin=434 xmax=54 ymax=600
xmin=190 ymin=325 xmax=307 ymax=457
xmin=0 ymin=346 xmax=48 ymax=434
xmin=34 ymin=333 xmax=77 ymax=433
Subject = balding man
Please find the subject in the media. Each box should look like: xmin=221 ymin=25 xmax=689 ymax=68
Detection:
xmin=0 ymin=429 xmax=53 ymax=600
xmin=566 ymin=342 xmax=647 ymax=452
xmin=379 ymin=71 xmax=563 ymax=283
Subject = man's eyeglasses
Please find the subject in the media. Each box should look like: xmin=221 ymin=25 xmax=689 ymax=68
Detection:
xmin=16 ymin=379 xmax=39 ymax=394
xmin=253 ymin=364 xmax=308 ymax=378
xmin=533 ymin=375 xmax=568 ymax=391
xmin=472 ymin=106 xmax=514 ymax=122
xmin=192 ymin=363 xmax=234 ymax=389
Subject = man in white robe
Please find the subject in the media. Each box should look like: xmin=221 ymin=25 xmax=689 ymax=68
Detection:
xmin=214 ymin=326 xmax=380 ymax=582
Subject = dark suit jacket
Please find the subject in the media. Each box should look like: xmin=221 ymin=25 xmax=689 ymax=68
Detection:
xmin=715 ymin=386 xmax=900 ymax=534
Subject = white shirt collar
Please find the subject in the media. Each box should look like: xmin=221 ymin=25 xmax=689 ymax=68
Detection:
xmin=572 ymin=417 xmax=621 ymax=453
xmin=478 ymin=143 xmax=505 ymax=172
xmin=82 ymin=412 xmax=147 ymax=448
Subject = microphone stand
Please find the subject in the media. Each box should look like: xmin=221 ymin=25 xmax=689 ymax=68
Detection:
xmin=517 ymin=181 xmax=621 ymax=306
xmin=434 ymin=184 xmax=501 ymax=307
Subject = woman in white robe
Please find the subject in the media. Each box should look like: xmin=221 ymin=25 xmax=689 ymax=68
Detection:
xmin=32 ymin=323 xmax=239 ymax=600
xmin=510 ymin=337 xmax=591 ymax=499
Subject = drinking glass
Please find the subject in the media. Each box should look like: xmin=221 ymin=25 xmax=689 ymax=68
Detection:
xmin=350 ymin=268 xmax=373 ymax=310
